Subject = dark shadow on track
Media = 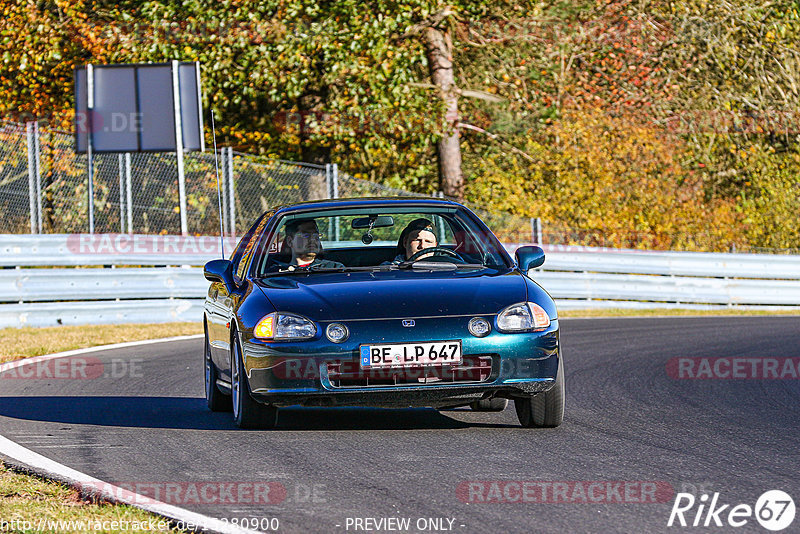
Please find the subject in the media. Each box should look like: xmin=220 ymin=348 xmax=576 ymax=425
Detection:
xmin=0 ymin=396 xmax=518 ymax=431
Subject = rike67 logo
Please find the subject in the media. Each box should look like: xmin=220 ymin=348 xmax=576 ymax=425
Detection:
xmin=668 ymin=490 xmax=795 ymax=531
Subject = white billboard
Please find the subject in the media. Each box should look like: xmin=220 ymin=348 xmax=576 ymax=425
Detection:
xmin=74 ymin=61 xmax=204 ymax=153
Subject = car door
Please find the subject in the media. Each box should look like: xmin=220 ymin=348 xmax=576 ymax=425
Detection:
xmin=210 ymin=213 xmax=271 ymax=379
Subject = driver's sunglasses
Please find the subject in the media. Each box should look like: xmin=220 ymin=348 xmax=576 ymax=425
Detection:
xmin=295 ymin=232 xmax=323 ymax=240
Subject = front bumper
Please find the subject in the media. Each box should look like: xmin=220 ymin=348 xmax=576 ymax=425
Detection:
xmin=240 ymin=316 xmax=560 ymax=408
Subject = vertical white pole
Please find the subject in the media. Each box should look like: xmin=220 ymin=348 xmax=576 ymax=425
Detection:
xmin=332 ymin=163 xmax=340 ymax=241
xmin=219 ymin=147 xmax=228 ymax=236
xmin=332 ymin=163 xmax=339 ymax=199
xmin=25 ymin=122 xmax=37 ymax=234
xmin=325 ymin=163 xmax=332 ymax=198
xmin=33 ymin=122 xmax=42 ymax=233
xmin=125 ymin=153 xmax=133 ymax=234
xmin=87 ymin=64 xmax=95 ymax=234
xmin=325 ymin=164 xmax=333 ymax=241
xmin=118 ymin=154 xmax=125 ymax=233
xmin=226 ymin=146 xmax=235 ymax=236
xmin=531 ymin=217 xmax=543 ymax=244
xmin=171 ymin=60 xmax=188 ymax=236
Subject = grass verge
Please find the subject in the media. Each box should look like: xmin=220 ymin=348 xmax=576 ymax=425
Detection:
xmin=0 ymin=322 xmax=201 ymax=533
xmin=0 ymin=322 xmax=202 ymax=365
xmin=0 ymin=462 xmax=186 ymax=533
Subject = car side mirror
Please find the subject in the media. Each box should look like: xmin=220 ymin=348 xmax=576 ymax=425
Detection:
xmin=515 ymin=246 xmax=545 ymax=271
xmin=204 ymin=259 xmax=235 ymax=291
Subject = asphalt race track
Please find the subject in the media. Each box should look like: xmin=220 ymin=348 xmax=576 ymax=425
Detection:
xmin=1 ymin=317 xmax=799 ymax=534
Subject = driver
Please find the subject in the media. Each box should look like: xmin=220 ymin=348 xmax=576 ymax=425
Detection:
xmin=280 ymin=218 xmax=344 ymax=270
xmin=391 ymin=218 xmax=438 ymax=263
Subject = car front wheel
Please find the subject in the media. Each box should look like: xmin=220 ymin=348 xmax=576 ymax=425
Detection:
xmin=231 ymin=331 xmax=278 ymax=429
xmin=514 ymin=355 xmax=565 ymax=428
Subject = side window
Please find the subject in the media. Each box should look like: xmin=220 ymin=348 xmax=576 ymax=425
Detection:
xmin=431 ymin=215 xmax=455 ymax=245
xmin=236 ymin=216 xmax=269 ymax=281
xmin=231 ymin=214 xmax=269 ymax=283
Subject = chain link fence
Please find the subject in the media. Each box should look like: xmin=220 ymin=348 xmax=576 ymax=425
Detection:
xmin=0 ymin=120 xmax=426 ymax=237
xmin=2 ymin=119 xmax=798 ymax=254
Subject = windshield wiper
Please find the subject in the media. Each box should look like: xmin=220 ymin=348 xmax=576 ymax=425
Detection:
xmin=260 ymin=265 xmax=398 ymax=277
xmin=397 ymin=261 xmax=486 ymax=270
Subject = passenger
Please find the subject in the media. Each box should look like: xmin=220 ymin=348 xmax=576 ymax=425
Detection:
xmin=392 ymin=218 xmax=438 ymax=263
xmin=280 ymin=218 xmax=344 ymax=270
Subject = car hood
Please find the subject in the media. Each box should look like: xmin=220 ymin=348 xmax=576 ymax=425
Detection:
xmin=254 ymin=269 xmax=527 ymax=321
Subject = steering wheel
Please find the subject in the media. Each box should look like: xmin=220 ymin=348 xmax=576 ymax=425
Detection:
xmin=405 ymin=246 xmax=463 ymax=263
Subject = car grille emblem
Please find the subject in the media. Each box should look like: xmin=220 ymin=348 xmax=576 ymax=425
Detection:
xmin=402 ymin=319 xmax=415 ymax=328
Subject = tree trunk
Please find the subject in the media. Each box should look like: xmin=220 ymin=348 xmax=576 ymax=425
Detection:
xmin=298 ymin=91 xmax=331 ymax=201
xmin=423 ymin=25 xmax=463 ymax=200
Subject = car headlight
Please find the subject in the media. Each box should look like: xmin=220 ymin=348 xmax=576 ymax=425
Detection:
xmin=496 ymin=302 xmax=551 ymax=332
xmin=254 ymin=312 xmax=317 ymax=340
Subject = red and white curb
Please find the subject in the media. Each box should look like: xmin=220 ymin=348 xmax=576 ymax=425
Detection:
xmin=0 ymin=335 xmax=262 ymax=534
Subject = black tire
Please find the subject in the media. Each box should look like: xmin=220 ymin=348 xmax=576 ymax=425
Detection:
xmin=204 ymin=326 xmax=231 ymax=412
xmin=469 ymin=398 xmax=508 ymax=412
xmin=514 ymin=355 xmax=565 ymax=428
xmin=231 ymin=331 xmax=278 ymax=429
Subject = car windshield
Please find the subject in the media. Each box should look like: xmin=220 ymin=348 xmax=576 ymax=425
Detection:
xmin=253 ymin=206 xmax=512 ymax=277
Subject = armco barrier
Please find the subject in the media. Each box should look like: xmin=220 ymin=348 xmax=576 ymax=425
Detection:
xmin=0 ymin=235 xmax=798 ymax=328
xmin=508 ymin=244 xmax=800 ymax=310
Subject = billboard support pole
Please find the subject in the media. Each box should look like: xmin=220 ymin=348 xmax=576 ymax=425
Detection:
xmin=87 ymin=64 xmax=95 ymax=234
xmin=171 ymin=60 xmax=188 ymax=236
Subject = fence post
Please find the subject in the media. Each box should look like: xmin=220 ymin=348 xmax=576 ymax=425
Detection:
xmin=125 ymin=153 xmax=132 ymax=234
xmin=25 ymin=122 xmax=38 ymax=234
xmin=219 ymin=148 xmax=228 ymax=236
xmin=325 ymin=163 xmax=332 ymax=199
xmin=332 ymin=163 xmax=339 ymax=199
xmin=332 ymin=163 xmax=340 ymax=241
xmin=118 ymin=154 xmax=125 ymax=233
xmin=33 ymin=122 xmax=42 ymax=233
xmin=531 ymin=217 xmax=543 ymax=244
xmin=226 ymin=146 xmax=235 ymax=236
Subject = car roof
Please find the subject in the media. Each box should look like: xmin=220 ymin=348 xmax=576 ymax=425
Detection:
xmin=270 ymin=197 xmax=465 ymax=216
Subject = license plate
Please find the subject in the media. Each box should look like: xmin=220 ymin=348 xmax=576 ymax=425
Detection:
xmin=360 ymin=341 xmax=462 ymax=368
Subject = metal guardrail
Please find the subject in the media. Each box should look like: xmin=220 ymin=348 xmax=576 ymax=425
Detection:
xmin=527 ymin=245 xmax=800 ymax=280
xmin=0 ymin=236 xmax=799 ymax=328
xmin=516 ymin=244 xmax=800 ymax=310
xmin=0 ymin=268 xmax=206 ymax=302
xmin=0 ymin=300 xmax=204 ymax=328
xmin=0 ymin=234 xmax=233 ymax=267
